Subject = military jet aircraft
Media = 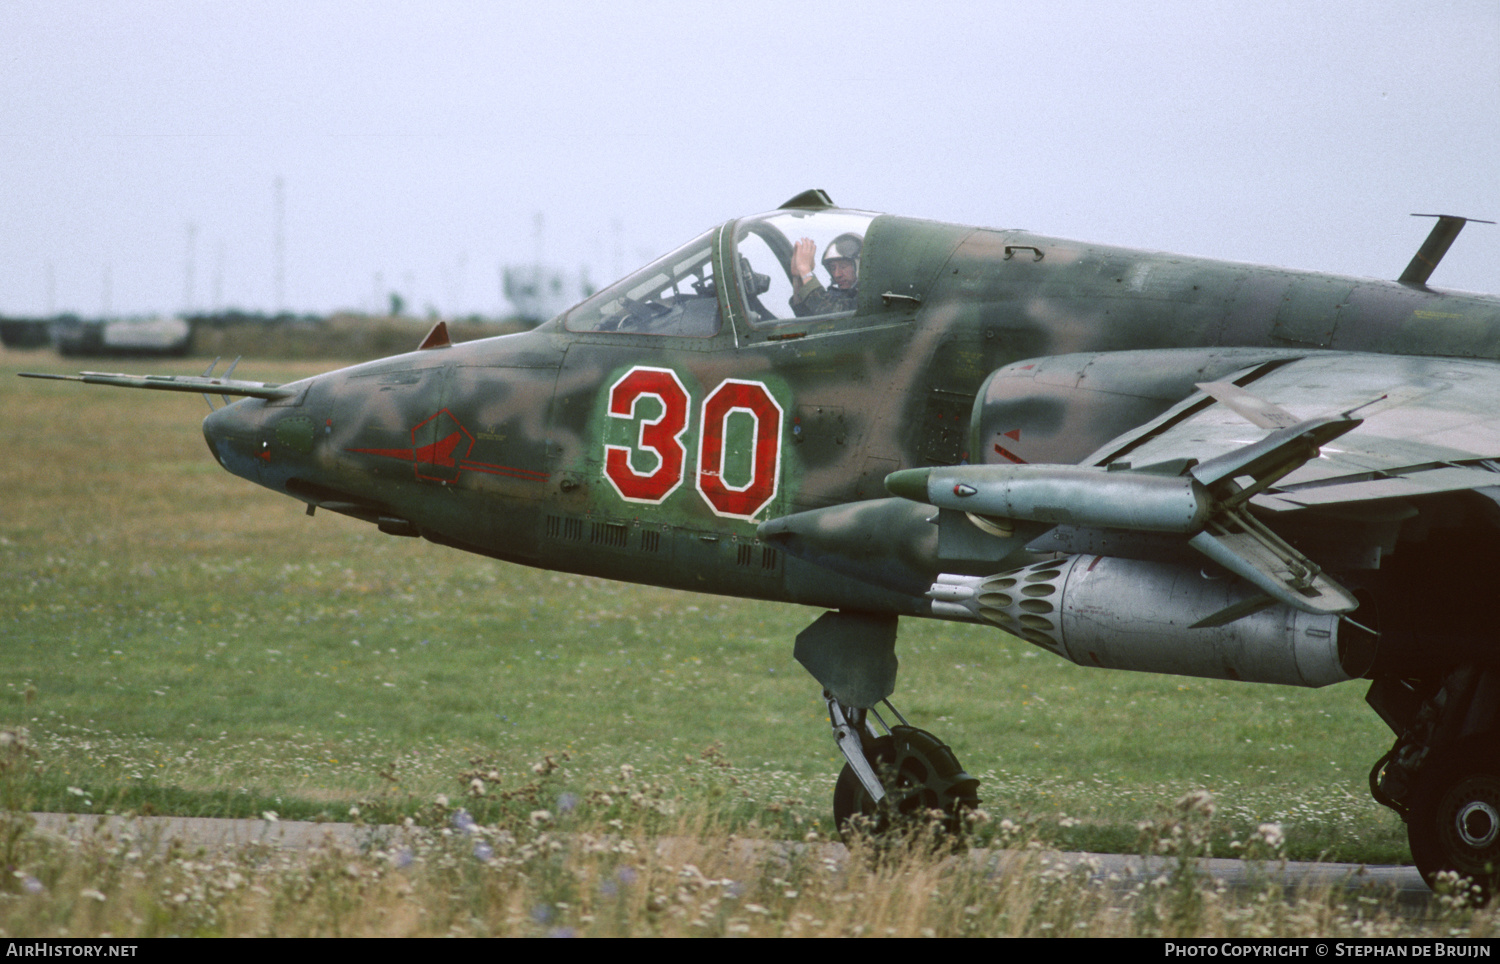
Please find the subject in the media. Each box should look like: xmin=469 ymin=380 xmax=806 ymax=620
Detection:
xmin=24 ymin=189 xmax=1500 ymax=897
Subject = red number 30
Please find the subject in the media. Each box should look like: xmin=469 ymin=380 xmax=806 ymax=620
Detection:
xmin=604 ymin=367 xmax=783 ymax=520
xmin=603 ymin=367 xmax=690 ymax=504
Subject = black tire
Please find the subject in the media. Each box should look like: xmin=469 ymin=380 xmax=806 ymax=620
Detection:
xmin=833 ymin=735 xmax=897 ymax=838
xmin=1408 ymin=740 xmax=1500 ymax=904
xmin=831 ymin=727 xmax=980 ymax=844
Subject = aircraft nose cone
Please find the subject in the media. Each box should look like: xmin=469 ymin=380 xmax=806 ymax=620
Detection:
xmin=203 ymin=399 xmax=269 ymax=483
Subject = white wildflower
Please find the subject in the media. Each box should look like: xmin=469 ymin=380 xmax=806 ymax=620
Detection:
xmin=1256 ymin=822 xmax=1284 ymax=848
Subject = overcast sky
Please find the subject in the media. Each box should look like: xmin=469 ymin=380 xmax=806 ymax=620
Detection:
xmin=2 ymin=1 xmax=1496 ymax=318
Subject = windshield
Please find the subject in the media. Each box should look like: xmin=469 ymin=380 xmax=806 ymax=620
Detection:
xmin=563 ymin=229 xmax=721 ymax=337
xmin=733 ymin=210 xmax=876 ymax=325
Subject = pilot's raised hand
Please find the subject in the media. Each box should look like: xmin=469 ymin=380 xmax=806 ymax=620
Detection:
xmin=791 ymin=238 xmax=817 ymax=285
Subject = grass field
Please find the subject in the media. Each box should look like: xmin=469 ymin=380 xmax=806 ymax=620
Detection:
xmin=4 ymin=344 xmax=1467 ymax=935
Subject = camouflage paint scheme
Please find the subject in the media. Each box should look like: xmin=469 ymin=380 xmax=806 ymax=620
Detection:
xmin=203 ymin=197 xmax=1500 ymax=607
xmin=30 ymin=190 xmax=1500 ymax=895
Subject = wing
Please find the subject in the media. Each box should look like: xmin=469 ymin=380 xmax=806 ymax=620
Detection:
xmin=894 ymin=351 xmax=1500 ymax=623
xmin=1083 ymin=353 xmax=1500 ymax=510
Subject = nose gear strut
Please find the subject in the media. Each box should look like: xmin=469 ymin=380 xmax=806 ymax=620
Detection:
xmin=824 ymin=691 xmax=981 ymax=840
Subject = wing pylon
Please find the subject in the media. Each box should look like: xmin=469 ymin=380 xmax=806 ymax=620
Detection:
xmin=887 ymin=410 xmax=1365 ymax=618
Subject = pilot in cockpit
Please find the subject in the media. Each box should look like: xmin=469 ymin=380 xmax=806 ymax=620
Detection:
xmin=789 ymin=233 xmax=862 ymax=317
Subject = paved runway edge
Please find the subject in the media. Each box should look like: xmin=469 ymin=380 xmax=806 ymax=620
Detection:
xmin=26 ymin=811 xmax=1432 ymax=907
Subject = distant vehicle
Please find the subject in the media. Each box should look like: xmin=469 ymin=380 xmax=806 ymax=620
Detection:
xmin=26 ymin=190 xmax=1500 ymax=899
xmin=0 ymin=318 xmax=50 ymax=349
xmin=51 ymin=316 xmax=193 ymax=358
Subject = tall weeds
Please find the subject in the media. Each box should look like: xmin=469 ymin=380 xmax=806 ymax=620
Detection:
xmin=1 ymin=740 xmax=1493 ymax=937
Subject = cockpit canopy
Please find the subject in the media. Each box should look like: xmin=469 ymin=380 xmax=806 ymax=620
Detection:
xmin=561 ymin=209 xmax=878 ymax=338
xmin=563 ymin=227 xmax=722 ymax=337
xmin=733 ymin=210 xmax=875 ymax=326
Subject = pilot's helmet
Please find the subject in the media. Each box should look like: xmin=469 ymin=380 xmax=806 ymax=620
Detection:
xmin=822 ymin=233 xmax=863 ymax=273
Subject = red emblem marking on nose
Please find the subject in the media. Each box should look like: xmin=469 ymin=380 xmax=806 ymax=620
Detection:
xmin=348 ymin=410 xmax=549 ymax=483
xmin=413 ymin=431 xmax=463 ymax=468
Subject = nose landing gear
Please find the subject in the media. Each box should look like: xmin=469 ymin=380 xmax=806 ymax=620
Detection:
xmin=825 ymin=693 xmax=981 ymax=842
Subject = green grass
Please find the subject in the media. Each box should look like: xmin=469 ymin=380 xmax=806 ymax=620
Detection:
xmin=2 ymin=347 xmax=1408 ymax=864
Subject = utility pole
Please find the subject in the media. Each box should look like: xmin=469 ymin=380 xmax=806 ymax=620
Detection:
xmin=212 ymin=240 xmax=226 ymax=312
xmin=184 ymin=221 xmax=198 ymax=314
xmin=273 ymin=176 xmax=286 ymax=314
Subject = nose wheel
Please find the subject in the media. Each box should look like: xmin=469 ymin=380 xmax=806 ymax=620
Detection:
xmin=825 ymin=694 xmax=980 ymax=842
xmin=1407 ymin=740 xmax=1500 ymax=904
